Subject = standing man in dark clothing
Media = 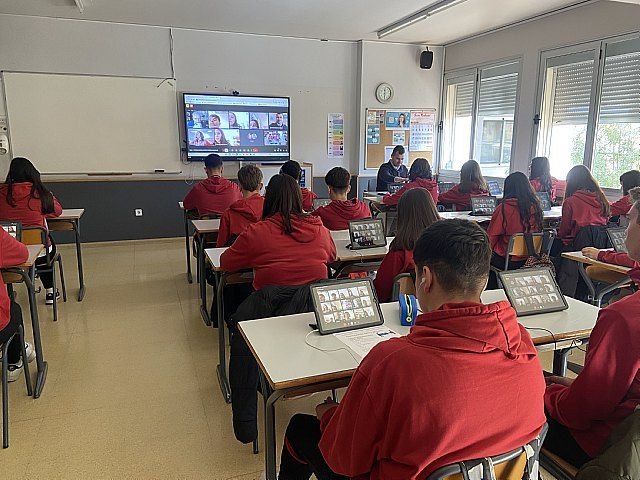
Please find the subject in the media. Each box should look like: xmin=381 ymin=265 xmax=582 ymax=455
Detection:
xmin=376 ymin=145 xmax=409 ymax=192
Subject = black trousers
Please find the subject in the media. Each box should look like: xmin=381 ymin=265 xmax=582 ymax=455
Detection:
xmin=279 ymin=414 xmax=347 ymax=480
xmin=0 ymin=302 xmax=24 ymax=364
xmin=543 ymin=415 xmax=592 ymax=468
xmin=34 ymin=239 xmax=56 ymax=289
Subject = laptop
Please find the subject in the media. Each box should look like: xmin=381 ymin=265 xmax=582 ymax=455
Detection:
xmin=348 ymin=218 xmax=387 ymax=250
xmin=536 ymin=192 xmax=552 ymax=212
xmin=438 ymin=182 xmax=455 ymax=194
xmin=310 ymin=278 xmax=384 ymax=335
xmin=498 ymin=267 xmax=568 ymax=316
xmin=0 ymin=221 xmax=22 ymax=241
xmin=387 ymin=183 xmax=403 ymax=194
xmin=487 ymin=180 xmax=503 ymax=197
xmin=313 ymin=198 xmax=332 ymax=210
xmin=607 ymin=226 xmax=628 ymax=253
xmin=470 ymin=196 xmax=497 ymax=216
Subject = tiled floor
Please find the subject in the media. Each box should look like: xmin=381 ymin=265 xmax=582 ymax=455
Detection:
xmin=1 ymin=238 xmax=580 ymax=479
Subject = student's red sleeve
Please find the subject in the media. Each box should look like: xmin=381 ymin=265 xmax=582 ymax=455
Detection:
xmin=46 ymin=195 xmax=63 ymax=218
xmin=597 ymin=250 xmax=637 ymax=268
xmin=216 ymin=210 xmax=232 ymax=248
xmin=545 ymin=307 xmax=638 ymax=431
xmin=557 ymin=200 xmax=573 ymax=241
xmin=610 ymin=196 xmax=631 ymax=217
xmin=219 ymin=227 xmax=254 ymax=272
xmin=0 ymin=229 xmax=29 ymax=268
xmin=319 ymin=368 xmax=383 ymax=477
xmin=373 ymin=251 xmax=405 ymax=303
xmin=486 ymin=206 xmax=505 ymax=251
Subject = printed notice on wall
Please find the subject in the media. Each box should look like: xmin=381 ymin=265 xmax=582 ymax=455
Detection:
xmin=328 ymin=113 xmax=344 ymax=158
xmin=409 ymin=110 xmax=436 ymax=151
xmin=366 ymin=125 xmax=380 ymax=144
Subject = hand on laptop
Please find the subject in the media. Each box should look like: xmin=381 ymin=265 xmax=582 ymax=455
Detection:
xmin=316 ymin=397 xmax=339 ymax=419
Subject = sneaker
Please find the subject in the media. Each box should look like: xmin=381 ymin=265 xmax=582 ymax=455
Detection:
xmin=25 ymin=342 xmax=36 ymax=363
xmin=45 ymin=289 xmax=60 ymax=305
xmin=7 ymin=359 xmax=23 ymax=382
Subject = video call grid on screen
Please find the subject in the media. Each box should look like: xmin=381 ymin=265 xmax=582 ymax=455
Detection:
xmin=536 ymin=192 xmax=552 ymax=211
xmin=607 ymin=227 xmax=628 ymax=253
xmin=1 ymin=222 xmax=20 ymax=240
xmin=349 ymin=219 xmax=386 ymax=249
xmin=471 ymin=196 xmax=497 ymax=215
xmin=498 ymin=268 xmax=568 ymax=316
xmin=183 ymin=94 xmax=290 ymax=159
xmin=311 ymin=280 xmax=383 ymax=334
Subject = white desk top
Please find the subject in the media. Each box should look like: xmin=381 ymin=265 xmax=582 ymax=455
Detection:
xmin=363 ymin=193 xmax=386 ymax=203
xmin=330 ymin=230 xmax=351 ymax=242
xmin=205 ymin=247 xmax=226 ymax=272
xmin=562 ymin=250 xmax=632 ymax=275
xmin=51 ymin=208 xmax=85 ymax=220
xmin=191 ymin=218 xmax=221 ymax=233
xmin=333 ymin=238 xmax=391 ymax=262
xmin=440 ymin=211 xmax=491 ymax=222
xmin=240 ymin=289 xmax=600 ymax=390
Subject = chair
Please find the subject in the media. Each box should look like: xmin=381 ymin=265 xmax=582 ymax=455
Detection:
xmin=1 ymin=321 xmax=33 ymax=448
xmin=585 ymin=265 xmax=635 ymax=307
xmin=427 ymin=424 xmax=547 ymax=480
xmin=539 ymin=449 xmax=578 ymax=480
xmin=391 ymin=272 xmax=416 ymax=301
xmin=490 ymin=231 xmax=554 ymax=274
xmin=22 ymin=227 xmax=66 ymax=322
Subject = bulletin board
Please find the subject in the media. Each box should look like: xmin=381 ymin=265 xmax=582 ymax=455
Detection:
xmin=364 ymin=108 xmax=436 ymax=170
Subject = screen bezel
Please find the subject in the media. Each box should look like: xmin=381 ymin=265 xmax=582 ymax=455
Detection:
xmin=536 ymin=192 xmax=552 ymax=211
xmin=348 ymin=218 xmax=387 ymax=250
xmin=310 ymin=278 xmax=385 ymax=335
xmin=607 ymin=227 xmax=628 ymax=253
xmin=182 ymin=92 xmax=291 ymax=162
xmin=498 ymin=267 xmax=569 ymax=317
xmin=470 ymin=196 xmax=497 ymax=215
xmin=0 ymin=221 xmax=22 ymax=241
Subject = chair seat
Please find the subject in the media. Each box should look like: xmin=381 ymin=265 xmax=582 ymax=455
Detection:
xmin=585 ymin=265 xmax=631 ymax=286
xmin=541 ymin=448 xmax=579 ymax=478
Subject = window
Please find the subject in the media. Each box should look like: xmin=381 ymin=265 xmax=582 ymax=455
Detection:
xmin=440 ymin=61 xmax=520 ymax=178
xmin=535 ymin=36 xmax=640 ymax=188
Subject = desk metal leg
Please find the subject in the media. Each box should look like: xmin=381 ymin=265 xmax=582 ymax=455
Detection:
xmin=264 ymin=387 xmax=285 ymax=480
xmin=553 ymin=349 xmax=571 ymax=376
xmin=71 ymin=220 xmax=86 ymax=302
xmin=577 ymin=263 xmax=596 ymax=305
xmin=216 ymin=273 xmax=231 ymax=403
xmin=198 ymin=237 xmax=211 ymax=326
xmin=184 ymin=211 xmax=193 ymax=284
xmin=21 ymin=268 xmax=47 ymax=398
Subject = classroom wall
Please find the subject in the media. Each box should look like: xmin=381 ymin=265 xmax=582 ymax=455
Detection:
xmin=443 ymin=1 xmax=640 ymax=175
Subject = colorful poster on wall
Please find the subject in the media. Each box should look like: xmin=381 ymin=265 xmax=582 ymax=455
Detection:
xmin=385 ymin=111 xmax=410 ymax=130
xmin=409 ymin=110 xmax=436 ymax=151
xmin=367 ymin=110 xmax=380 ymax=125
xmin=327 ymin=113 xmax=344 ymax=158
xmin=392 ymin=131 xmax=405 ymax=145
xmin=366 ymin=125 xmax=380 ymax=144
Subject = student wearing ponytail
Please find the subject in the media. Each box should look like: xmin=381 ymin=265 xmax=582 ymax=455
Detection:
xmin=0 ymin=157 xmax=63 ymax=305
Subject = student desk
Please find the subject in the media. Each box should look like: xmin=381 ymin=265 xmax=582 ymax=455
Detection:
xmin=48 ymin=208 xmax=86 ymax=301
xmin=239 ymin=289 xmax=600 ymax=480
xmin=438 ymin=206 xmax=563 ymax=224
xmin=192 ymin=219 xmax=221 ymax=327
xmin=561 ymin=251 xmax=633 ymax=306
xmin=331 ymin=235 xmax=391 ymax=277
xmin=1 ymin=245 xmax=48 ymax=398
xmin=363 ymin=192 xmax=387 ymax=203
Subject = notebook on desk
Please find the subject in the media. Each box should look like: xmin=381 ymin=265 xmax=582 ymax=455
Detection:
xmin=348 ymin=218 xmax=387 ymax=250
xmin=498 ymin=267 xmax=568 ymax=316
xmin=470 ymin=196 xmax=497 ymax=216
xmin=310 ymin=278 xmax=384 ymax=335
xmin=607 ymin=227 xmax=628 ymax=253
xmin=0 ymin=221 xmax=22 ymax=241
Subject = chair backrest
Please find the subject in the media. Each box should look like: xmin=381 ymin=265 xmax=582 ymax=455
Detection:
xmin=22 ymin=226 xmax=47 ymax=246
xmin=427 ymin=424 xmax=547 ymax=480
xmin=391 ymin=272 xmax=416 ymax=301
xmin=507 ymin=233 xmax=544 ymax=258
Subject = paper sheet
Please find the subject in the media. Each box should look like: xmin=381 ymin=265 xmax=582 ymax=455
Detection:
xmin=333 ymin=326 xmax=400 ymax=359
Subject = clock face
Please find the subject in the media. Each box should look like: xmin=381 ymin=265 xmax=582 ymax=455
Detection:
xmin=376 ymin=83 xmax=393 ymax=104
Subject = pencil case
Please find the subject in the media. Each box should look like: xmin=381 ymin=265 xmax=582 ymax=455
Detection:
xmin=399 ymin=293 xmax=418 ymax=327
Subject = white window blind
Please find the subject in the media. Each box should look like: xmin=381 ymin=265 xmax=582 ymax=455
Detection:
xmin=454 ymin=81 xmax=474 ymax=117
xmin=552 ymin=60 xmax=593 ymax=124
xmin=600 ymin=51 xmax=640 ymax=123
xmin=477 ymin=73 xmax=518 ymax=117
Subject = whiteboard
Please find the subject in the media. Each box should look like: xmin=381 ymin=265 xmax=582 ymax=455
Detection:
xmin=2 ymin=72 xmax=181 ymax=175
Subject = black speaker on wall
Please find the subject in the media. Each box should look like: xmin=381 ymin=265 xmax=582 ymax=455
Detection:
xmin=420 ymin=49 xmax=434 ymax=69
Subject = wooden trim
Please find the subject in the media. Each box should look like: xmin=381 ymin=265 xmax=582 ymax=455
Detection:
xmin=561 ymin=252 xmax=632 ymax=275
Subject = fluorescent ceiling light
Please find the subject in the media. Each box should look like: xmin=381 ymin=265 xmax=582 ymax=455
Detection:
xmin=377 ymin=0 xmax=470 ymax=39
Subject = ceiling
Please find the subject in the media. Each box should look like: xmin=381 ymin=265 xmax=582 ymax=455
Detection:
xmin=0 ymin=0 xmax=612 ymax=44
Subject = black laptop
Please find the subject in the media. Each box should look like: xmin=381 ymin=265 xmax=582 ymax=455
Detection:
xmin=0 ymin=221 xmax=22 ymax=241
xmin=536 ymin=192 xmax=552 ymax=212
xmin=487 ymin=180 xmax=502 ymax=197
xmin=348 ymin=219 xmax=387 ymax=250
xmin=470 ymin=196 xmax=497 ymax=216
xmin=498 ymin=267 xmax=568 ymax=316
xmin=387 ymin=183 xmax=403 ymax=194
xmin=607 ymin=227 xmax=628 ymax=253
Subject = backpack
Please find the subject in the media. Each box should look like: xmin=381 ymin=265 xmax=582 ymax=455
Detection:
xmin=521 ymin=231 xmax=556 ymax=275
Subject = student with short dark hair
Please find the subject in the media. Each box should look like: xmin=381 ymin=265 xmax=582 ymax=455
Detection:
xmin=374 ymin=188 xmax=439 ymax=302
xmin=279 ymin=219 xmax=545 ymax=480
xmin=438 ymin=159 xmax=488 ymax=210
xmin=183 ymin=154 xmax=242 ymax=216
xmin=0 ymin=157 xmax=63 ymax=305
xmin=487 ymin=172 xmax=543 ymax=271
xmin=382 ymin=158 xmax=439 ymax=206
xmin=376 ymin=145 xmax=409 ymax=192
xmin=529 ymin=156 xmax=562 ymax=202
xmin=557 ymin=165 xmax=610 ymax=246
xmin=216 ymin=165 xmax=264 ymax=247
xmin=610 ymin=170 xmax=640 ymax=217
xmin=220 ymin=174 xmax=335 ymax=290
xmin=312 ymin=167 xmax=370 ymax=231
xmin=280 ymin=160 xmax=317 ymax=211
xmin=544 ymin=186 xmax=640 ymax=468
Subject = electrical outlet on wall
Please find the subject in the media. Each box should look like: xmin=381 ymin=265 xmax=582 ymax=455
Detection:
xmin=135 ymin=209 xmax=143 ymax=217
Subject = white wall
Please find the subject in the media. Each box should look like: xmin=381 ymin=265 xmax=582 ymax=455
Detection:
xmin=444 ymin=0 xmax=640 ymax=175
xmin=358 ymin=41 xmax=444 ymax=176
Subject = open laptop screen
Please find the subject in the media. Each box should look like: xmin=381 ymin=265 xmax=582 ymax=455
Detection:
xmin=498 ymin=267 xmax=568 ymax=316
xmin=607 ymin=227 xmax=628 ymax=253
xmin=0 ymin=221 xmax=21 ymax=241
xmin=348 ymin=219 xmax=387 ymax=250
xmin=470 ymin=196 xmax=497 ymax=216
